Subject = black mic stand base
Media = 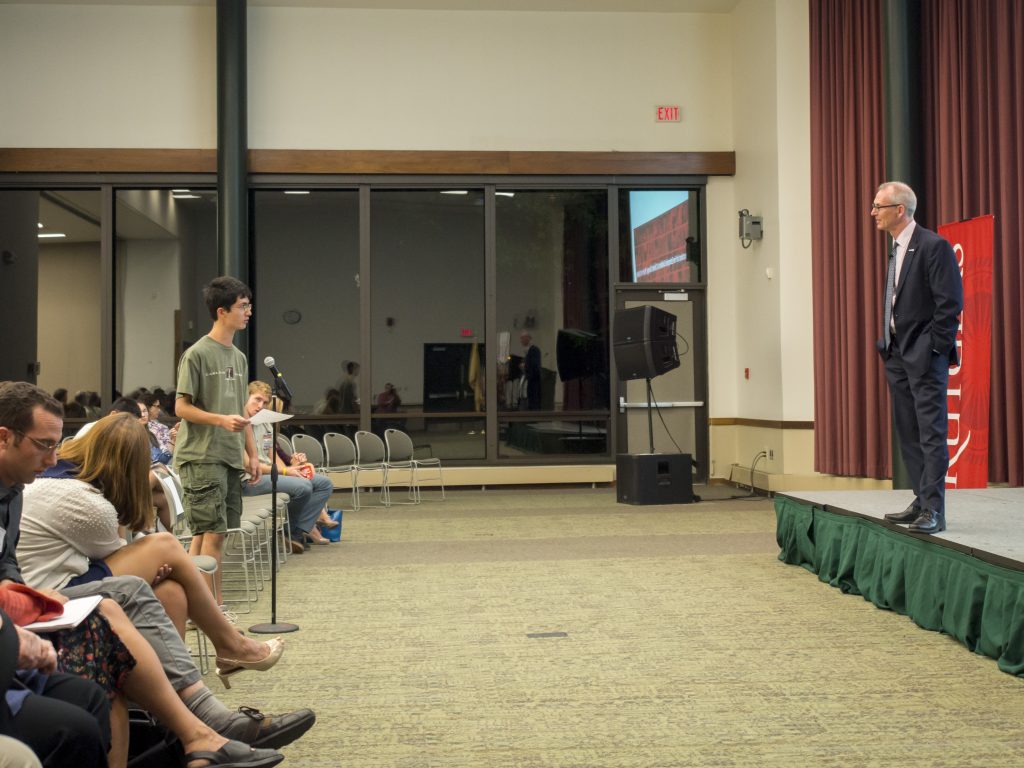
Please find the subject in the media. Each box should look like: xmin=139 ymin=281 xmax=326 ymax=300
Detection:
xmin=249 ymin=621 xmax=300 ymax=634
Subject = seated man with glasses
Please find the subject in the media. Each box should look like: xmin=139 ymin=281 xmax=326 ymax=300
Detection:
xmin=1 ymin=380 xmax=315 ymax=755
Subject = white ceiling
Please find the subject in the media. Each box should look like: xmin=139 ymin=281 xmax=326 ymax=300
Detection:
xmin=0 ymin=0 xmax=740 ymax=12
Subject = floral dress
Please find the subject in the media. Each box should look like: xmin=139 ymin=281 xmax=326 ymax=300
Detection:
xmin=51 ymin=611 xmax=136 ymax=699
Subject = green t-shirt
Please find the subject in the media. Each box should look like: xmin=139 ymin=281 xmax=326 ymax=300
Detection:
xmin=173 ymin=334 xmax=248 ymax=470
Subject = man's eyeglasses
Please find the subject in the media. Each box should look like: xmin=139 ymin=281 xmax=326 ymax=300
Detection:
xmin=14 ymin=430 xmax=60 ymax=453
xmin=871 ymin=203 xmax=901 ymax=211
xmin=237 ymin=302 xmax=253 ymax=313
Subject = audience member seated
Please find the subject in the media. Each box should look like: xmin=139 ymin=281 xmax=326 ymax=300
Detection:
xmin=141 ymin=392 xmax=177 ymax=457
xmin=313 ymin=388 xmax=341 ymax=416
xmin=51 ymin=390 xmax=68 ymax=411
xmin=2 ymin=608 xmax=108 ymax=768
xmin=62 ymin=401 xmax=87 ymax=419
xmin=2 ymin=593 xmax=283 ymax=768
xmin=375 ymin=382 xmax=401 ymax=413
xmin=134 ymin=397 xmax=173 ymax=465
xmin=243 ymin=383 xmax=334 ymax=551
xmin=141 ymin=392 xmax=177 ymax=459
xmin=73 ymin=391 xmax=101 ymax=420
xmin=1 ymin=379 xmax=315 ymax=757
xmin=73 ymin=397 xmax=140 ymax=440
xmin=16 ymin=414 xmax=285 ymax=690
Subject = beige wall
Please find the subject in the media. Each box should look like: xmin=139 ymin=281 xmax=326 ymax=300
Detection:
xmin=1 ymin=4 xmax=733 ymax=153
xmin=706 ymin=0 xmax=819 ymax=482
xmin=1 ymin=0 xmax=826 ymax=483
xmin=37 ymin=243 xmax=102 ymax=396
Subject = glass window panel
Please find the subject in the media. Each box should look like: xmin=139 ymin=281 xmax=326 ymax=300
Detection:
xmin=495 ymin=189 xmax=610 ymax=417
xmin=0 ymin=190 xmax=102 ymax=422
xmin=253 ymin=190 xmax=360 ymax=413
xmin=115 ymin=189 xmax=217 ymax=401
xmin=496 ymin=189 xmax=610 ymax=459
xmin=617 ymin=189 xmax=701 ymax=283
xmin=499 ymin=417 xmax=609 ymax=458
xmin=370 ymin=415 xmax=486 ymax=461
xmin=370 ymin=189 xmax=485 ymax=460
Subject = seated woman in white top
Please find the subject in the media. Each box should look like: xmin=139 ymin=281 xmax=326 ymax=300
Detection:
xmin=17 ymin=413 xmax=283 ymax=688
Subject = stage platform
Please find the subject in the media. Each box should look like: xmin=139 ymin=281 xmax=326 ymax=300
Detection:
xmin=775 ymin=488 xmax=1024 ymax=678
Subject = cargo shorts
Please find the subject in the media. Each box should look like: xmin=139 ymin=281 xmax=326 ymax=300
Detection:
xmin=179 ymin=461 xmax=243 ymax=535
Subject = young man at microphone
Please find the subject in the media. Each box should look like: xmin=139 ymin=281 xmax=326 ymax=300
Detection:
xmin=174 ymin=276 xmax=261 ymax=601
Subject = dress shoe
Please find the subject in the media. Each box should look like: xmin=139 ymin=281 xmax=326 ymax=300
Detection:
xmin=215 ymin=637 xmax=285 ymax=688
xmin=908 ymin=508 xmax=946 ymax=534
xmin=884 ymin=503 xmax=922 ymax=524
xmin=220 ymin=706 xmax=317 ymax=749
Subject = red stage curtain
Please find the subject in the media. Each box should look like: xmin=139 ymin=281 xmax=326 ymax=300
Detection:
xmin=809 ymin=0 xmax=890 ymax=477
xmin=921 ymin=0 xmax=1024 ymax=485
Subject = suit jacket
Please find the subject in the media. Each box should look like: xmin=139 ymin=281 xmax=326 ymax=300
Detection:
xmin=876 ymin=224 xmax=964 ymax=376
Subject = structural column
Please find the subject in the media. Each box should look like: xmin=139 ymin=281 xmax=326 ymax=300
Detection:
xmin=882 ymin=0 xmax=923 ymax=490
xmin=217 ymin=0 xmax=248 ymax=282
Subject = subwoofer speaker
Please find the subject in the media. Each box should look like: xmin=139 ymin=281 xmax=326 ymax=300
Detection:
xmin=616 ymin=453 xmax=694 ymax=505
xmin=613 ymin=306 xmax=679 ymax=380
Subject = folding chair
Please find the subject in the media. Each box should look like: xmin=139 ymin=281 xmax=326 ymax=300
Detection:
xmin=291 ymin=433 xmax=326 ymax=472
xmin=382 ymin=428 xmax=419 ymax=504
xmin=353 ymin=430 xmax=390 ymax=509
xmin=324 ymin=431 xmax=357 ymax=509
xmin=385 ymin=428 xmax=445 ymax=502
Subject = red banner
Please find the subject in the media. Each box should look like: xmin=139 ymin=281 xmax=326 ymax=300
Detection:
xmin=939 ymin=215 xmax=994 ymax=488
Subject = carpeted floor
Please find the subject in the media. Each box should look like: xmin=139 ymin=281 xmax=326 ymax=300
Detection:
xmin=212 ymin=488 xmax=1024 ymax=767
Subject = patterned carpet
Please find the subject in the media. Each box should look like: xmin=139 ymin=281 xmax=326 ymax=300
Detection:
xmin=213 ymin=488 xmax=1024 ymax=767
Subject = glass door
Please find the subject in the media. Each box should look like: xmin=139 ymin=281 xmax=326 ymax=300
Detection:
xmin=614 ymin=287 xmax=708 ymax=482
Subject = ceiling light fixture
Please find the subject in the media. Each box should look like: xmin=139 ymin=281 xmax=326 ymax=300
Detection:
xmin=440 ymin=190 xmax=469 ymax=195
xmin=38 ymin=233 xmax=66 ymax=239
xmin=284 ymin=190 xmax=310 ymax=195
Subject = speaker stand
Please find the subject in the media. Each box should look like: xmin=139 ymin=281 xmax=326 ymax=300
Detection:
xmin=645 ymin=377 xmax=655 ymax=454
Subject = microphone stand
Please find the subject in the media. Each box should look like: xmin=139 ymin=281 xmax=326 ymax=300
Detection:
xmin=250 ymin=392 xmax=299 ymax=635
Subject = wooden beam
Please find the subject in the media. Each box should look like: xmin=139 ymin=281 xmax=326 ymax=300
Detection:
xmin=1 ymin=148 xmax=736 ymax=176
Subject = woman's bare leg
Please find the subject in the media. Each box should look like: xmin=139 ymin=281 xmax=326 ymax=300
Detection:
xmin=97 ymin=600 xmax=233 ymax=760
xmin=105 ymin=533 xmax=273 ymax=663
xmin=108 ymin=694 xmax=128 ymax=768
xmin=153 ymin=579 xmax=188 ymax=638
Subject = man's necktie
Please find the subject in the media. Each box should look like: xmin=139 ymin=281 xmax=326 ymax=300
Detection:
xmin=883 ymin=242 xmax=897 ymax=348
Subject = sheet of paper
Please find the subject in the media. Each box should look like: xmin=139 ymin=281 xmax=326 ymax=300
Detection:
xmin=249 ymin=409 xmax=294 ymax=425
xmin=23 ymin=594 xmax=103 ymax=633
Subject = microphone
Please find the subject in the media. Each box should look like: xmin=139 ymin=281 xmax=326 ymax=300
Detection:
xmin=263 ymin=356 xmax=294 ymax=401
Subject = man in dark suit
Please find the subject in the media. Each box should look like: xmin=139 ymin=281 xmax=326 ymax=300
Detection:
xmin=873 ymin=182 xmax=963 ymax=534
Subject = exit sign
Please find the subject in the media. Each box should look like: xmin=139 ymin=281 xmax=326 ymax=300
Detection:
xmin=655 ymin=105 xmax=681 ymax=122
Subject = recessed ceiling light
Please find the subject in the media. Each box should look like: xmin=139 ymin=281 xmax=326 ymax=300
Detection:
xmin=171 ymin=189 xmax=190 ymax=193
xmin=496 ymin=192 xmax=516 ymax=197
xmin=37 ymin=222 xmax=44 ymax=228
xmin=38 ymin=233 xmax=66 ymax=239
xmin=284 ymin=190 xmax=310 ymax=195
xmin=172 ymin=194 xmax=200 ymax=199
xmin=441 ymin=190 xmax=469 ymax=195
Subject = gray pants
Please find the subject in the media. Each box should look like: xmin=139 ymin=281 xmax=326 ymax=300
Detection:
xmin=61 ymin=574 xmax=202 ymax=692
